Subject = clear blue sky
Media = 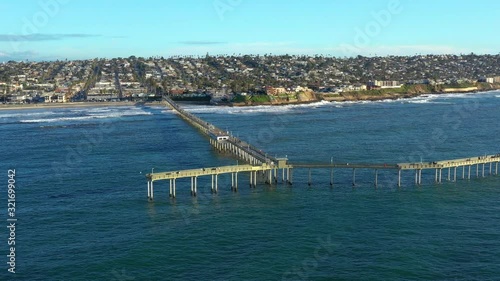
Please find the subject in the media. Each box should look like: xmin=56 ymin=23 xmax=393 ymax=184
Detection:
xmin=1 ymin=0 xmax=500 ymax=61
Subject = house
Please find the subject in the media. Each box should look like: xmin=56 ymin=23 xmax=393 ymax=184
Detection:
xmin=368 ymin=80 xmax=402 ymax=89
xmin=490 ymin=76 xmax=500 ymax=83
xmin=352 ymin=83 xmax=367 ymax=91
xmin=294 ymin=86 xmax=313 ymax=93
xmin=266 ymin=86 xmax=287 ymax=96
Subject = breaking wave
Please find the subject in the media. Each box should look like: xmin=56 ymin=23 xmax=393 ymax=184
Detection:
xmin=19 ymin=107 xmax=152 ymax=123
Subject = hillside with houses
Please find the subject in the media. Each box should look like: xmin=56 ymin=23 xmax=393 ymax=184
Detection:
xmin=2 ymin=54 xmax=500 ymax=105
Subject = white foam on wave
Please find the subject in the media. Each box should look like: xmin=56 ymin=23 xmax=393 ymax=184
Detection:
xmin=20 ymin=107 xmax=152 ymax=123
xmin=87 ymin=108 xmax=112 ymax=113
xmin=87 ymin=107 xmax=152 ymax=117
xmin=21 ymin=115 xmax=111 ymax=123
xmin=183 ymin=100 xmax=332 ymax=115
xmin=147 ymin=106 xmax=167 ymax=110
xmin=0 ymin=111 xmax=59 ymax=119
xmin=408 ymin=99 xmax=431 ymax=104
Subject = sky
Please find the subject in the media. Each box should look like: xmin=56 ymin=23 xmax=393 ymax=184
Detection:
xmin=1 ymin=0 xmax=500 ymax=61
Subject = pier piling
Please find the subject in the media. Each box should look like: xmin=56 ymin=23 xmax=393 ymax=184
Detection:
xmin=147 ymin=181 xmax=151 ymax=200
xmin=150 ymin=181 xmax=154 ymax=200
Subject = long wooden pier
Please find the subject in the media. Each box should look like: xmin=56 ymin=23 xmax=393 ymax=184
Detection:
xmin=145 ymin=96 xmax=499 ymax=200
xmin=147 ymin=163 xmax=291 ymax=199
xmin=146 ymin=155 xmax=500 ymax=200
xmin=291 ymin=154 xmax=500 ymax=187
xmin=163 ymin=95 xmax=276 ymax=165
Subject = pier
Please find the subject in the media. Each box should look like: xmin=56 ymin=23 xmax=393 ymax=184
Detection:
xmin=147 ymin=155 xmax=500 ymax=200
xmin=146 ymin=162 xmax=292 ymax=199
xmin=145 ymin=96 xmax=500 ymax=200
xmin=162 ymin=95 xmax=276 ymax=166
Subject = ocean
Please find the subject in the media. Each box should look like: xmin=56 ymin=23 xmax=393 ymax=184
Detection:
xmin=1 ymin=91 xmax=499 ymax=280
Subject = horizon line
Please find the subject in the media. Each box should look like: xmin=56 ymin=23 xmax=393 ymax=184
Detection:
xmin=3 ymin=51 xmax=500 ymax=63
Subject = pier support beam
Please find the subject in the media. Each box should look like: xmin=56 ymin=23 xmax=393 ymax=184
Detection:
xmin=453 ymin=167 xmax=457 ymax=182
xmin=398 ymin=170 xmax=401 ymax=187
xmin=374 ymin=169 xmax=378 ymax=187
xmin=169 ymin=179 xmax=172 ymax=197
xmin=234 ymin=173 xmax=238 ymax=191
xmin=147 ymin=181 xmax=151 ymax=200
xmin=255 ymin=171 xmax=258 ymax=187
xmin=482 ymin=164 xmax=485 ymax=178
xmin=191 ymin=177 xmax=194 ymax=196
xmin=468 ymin=165 xmax=471 ymax=180
xmin=172 ymin=179 xmax=176 ymax=198
xmin=194 ymin=177 xmax=197 ymax=196
xmin=150 ymin=181 xmax=154 ymax=200
xmin=215 ymin=174 xmax=218 ymax=193
xmin=435 ymin=169 xmax=438 ymax=183
xmin=462 ymin=166 xmax=465 ymax=180
xmin=496 ymin=162 xmax=499 ymax=175
xmin=439 ymin=168 xmax=442 ymax=183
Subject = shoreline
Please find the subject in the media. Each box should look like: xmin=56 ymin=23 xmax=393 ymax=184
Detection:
xmin=0 ymin=101 xmax=162 ymax=111
xmin=231 ymin=87 xmax=500 ymax=107
xmin=1 ymin=88 xmax=498 ymax=111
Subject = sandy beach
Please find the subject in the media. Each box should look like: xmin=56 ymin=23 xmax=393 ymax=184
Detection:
xmin=0 ymin=101 xmax=162 ymax=111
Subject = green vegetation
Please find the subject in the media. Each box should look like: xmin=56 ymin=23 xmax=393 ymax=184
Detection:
xmin=232 ymin=94 xmax=247 ymax=103
xmin=233 ymin=94 xmax=271 ymax=103
xmin=249 ymin=95 xmax=271 ymax=103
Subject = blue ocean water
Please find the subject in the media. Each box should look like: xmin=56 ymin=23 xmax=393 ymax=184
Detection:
xmin=1 ymin=92 xmax=500 ymax=280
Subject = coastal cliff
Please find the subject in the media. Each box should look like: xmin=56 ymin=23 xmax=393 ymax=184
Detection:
xmin=231 ymin=91 xmax=318 ymax=106
xmin=319 ymin=83 xmax=500 ymax=103
xmin=230 ymin=83 xmax=500 ymax=106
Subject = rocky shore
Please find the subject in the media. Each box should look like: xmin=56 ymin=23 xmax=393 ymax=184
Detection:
xmin=232 ymin=83 xmax=500 ymax=106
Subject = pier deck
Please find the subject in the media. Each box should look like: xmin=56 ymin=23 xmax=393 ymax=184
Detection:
xmin=146 ymin=155 xmax=499 ymax=200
